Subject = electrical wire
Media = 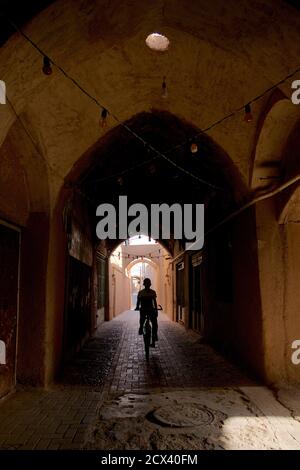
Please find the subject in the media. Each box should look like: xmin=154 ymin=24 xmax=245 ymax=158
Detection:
xmin=175 ymin=172 xmax=300 ymax=255
xmin=2 ymin=12 xmax=300 ymax=197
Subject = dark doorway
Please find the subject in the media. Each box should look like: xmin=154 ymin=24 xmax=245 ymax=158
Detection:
xmin=63 ymin=256 xmax=92 ymax=361
xmin=190 ymin=252 xmax=204 ymax=334
xmin=95 ymin=254 xmax=107 ymax=326
xmin=0 ymin=221 xmax=20 ymax=398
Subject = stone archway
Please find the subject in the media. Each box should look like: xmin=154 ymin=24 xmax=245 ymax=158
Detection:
xmin=250 ymin=98 xmax=300 ymax=194
xmin=125 ymin=256 xmax=159 ymax=276
xmin=47 ymin=107 xmax=255 ymax=384
xmin=126 ymin=257 xmax=159 ymax=310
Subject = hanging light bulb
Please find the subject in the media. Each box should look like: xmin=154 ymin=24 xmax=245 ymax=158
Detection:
xmin=190 ymin=143 xmax=198 ymax=153
xmin=42 ymin=56 xmax=52 ymax=75
xmin=100 ymin=108 xmax=108 ymax=128
xmin=244 ymin=103 xmax=253 ymax=123
xmin=161 ymin=76 xmax=168 ymax=98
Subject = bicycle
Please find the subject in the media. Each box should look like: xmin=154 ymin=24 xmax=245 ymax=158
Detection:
xmin=142 ymin=305 xmax=162 ymax=362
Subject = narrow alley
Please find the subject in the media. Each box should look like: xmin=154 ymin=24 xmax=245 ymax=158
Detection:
xmin=2 ymin=0 xmax=300 ymax=457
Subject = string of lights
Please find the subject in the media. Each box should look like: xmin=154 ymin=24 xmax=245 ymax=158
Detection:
xmin=110 ymin=252 xmax=171 ymax=260
xmin=2 ymin=13 xmax=222 ymax=191
xmin=2 ymin=12 xmax=300 ymax=191
xmin=164 ymin=71 xmax=300 ymax=155
xmin=89 ymin=154 xmax=160 ymax=185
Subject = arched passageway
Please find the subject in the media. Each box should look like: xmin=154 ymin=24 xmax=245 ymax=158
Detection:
xmin=2 ymin=0 xmax=300 ymax=452
xmin=54 ymin=109 xmax=261 ymax=380
xmin=109 ymin=237 xmax=168 ymax=315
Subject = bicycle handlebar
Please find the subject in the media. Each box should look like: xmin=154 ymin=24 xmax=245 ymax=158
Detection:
xmin=135 ymin=304 xmax=163 ymax=311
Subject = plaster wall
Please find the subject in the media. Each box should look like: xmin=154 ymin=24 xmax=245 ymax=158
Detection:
xmin=281 ymin=222 xmax=300 ymax=384
xmin=109 ymin=263 xmax=131 ymax=319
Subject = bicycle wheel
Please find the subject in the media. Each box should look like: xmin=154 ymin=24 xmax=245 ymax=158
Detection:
xmin=143 ymin=321 xmax=151 ymax=361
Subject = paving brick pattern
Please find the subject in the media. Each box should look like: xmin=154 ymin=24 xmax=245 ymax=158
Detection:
xmin=0 ymin=389 xmax=101 ymax=449
xmin=108 ymin=311 xmax=251 ymax=394
xmin=0 ymin=310 xmax=253 ymax=449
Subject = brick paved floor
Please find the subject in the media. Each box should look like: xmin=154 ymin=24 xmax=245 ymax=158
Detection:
xmin=106 ymin=310 xmax=251 ymax=394
xmin=0 ymin=310 xmax=298 ymax=449
xmin=0 ymin=319 xmax=124 ymax=450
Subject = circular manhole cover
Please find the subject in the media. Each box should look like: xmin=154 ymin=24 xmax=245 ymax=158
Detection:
xmin=153 ymin=403 xmax=214 ymax=427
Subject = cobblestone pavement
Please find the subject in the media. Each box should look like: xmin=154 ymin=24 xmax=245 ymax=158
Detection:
xmin=1 ymin=311 xmax=300 ymax=449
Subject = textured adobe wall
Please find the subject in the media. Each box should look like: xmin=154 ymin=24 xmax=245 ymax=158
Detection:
xmin=283 ymin=222 xmax=300 ymax=383
xmin=255 ymin=198 xmax=286 ymax=384
xmin=0 ymin=120 xmax=50 ymax=386
xmin=18 ymin=212 xmax=49 ymax=385
xmin=44 ymin=196 xmax=67 ymax=385
xmin=0 ymin=137 xmax=29 ymax=226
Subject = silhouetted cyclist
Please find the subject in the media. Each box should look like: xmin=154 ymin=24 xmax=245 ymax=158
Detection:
xmin=135 ymin=278 xmax=158 ymax=347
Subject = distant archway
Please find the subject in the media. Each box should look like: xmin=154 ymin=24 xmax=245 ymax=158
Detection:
xmin=125 ymin=257 xmax=159 ymax=276
xmin=53 ymin=109 xmax=246 ymax=380
xmin=127 ymin=258 xmax=158 ymax=308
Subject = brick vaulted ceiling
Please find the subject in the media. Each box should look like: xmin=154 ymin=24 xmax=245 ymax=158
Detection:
xmin=1 ymin=0 xmax=300 ymax=213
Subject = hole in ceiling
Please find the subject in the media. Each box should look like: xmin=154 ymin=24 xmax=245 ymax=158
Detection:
xmin=145 ymin=32 xmax=170 ymax=51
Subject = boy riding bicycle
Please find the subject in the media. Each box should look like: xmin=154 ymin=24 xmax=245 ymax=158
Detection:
xmin=135 ymin=278 xmax=158 ymax=347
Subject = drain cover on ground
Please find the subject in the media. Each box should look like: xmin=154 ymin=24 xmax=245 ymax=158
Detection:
xmin=153 ymin=403 xmax=214 ymax=427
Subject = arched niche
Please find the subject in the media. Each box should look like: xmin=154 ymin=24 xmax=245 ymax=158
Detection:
xmin=279 ymin=186 xmax=300 ymax=224
xmin=251 ymin=98 xmax=300 ymax=194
